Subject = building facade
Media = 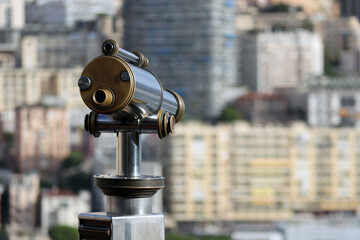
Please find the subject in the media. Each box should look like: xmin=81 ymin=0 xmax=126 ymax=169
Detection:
xmin=241 ymin=30 xmax=323 ymax=93
xmin=340 ymin=0 xmax=360 ymax=20
xmin=0 ymin=68 xmax=83 ymax=131
xmin=308 ymin=77 xmax=360 ymax=128
xmin=9 ymin=173 xmax=40 ymax=231
xmin=233 ymin=92 xmax=288 ymax=125
xmin=25 ymin=0 xmax=116 ymax=27
xmin=15 ymin=103 xmax=69 ymax=175
xmin=123 ymin=0 xmax=238 ymax=119
xmin=0 ymin=0 xmax=25 ymax=29
xmin=167 ymin=122 xmax=360 ymax=222
xmin=321 ymin=17 xmax=360 ymax=76
xmin=20 ymin=32 xmax=101 ymax=69
xmin=41 ymin=189 xmax=91 ymax=234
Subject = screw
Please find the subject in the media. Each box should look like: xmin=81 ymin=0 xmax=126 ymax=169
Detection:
xmin=120 ymin=71 xmax=130 ymax=81
xmin=78 ymin=76 xmax=92 ymax=90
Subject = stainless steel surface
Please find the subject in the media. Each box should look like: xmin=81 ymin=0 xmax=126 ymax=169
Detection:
xmin=119 ymin=132 xmax=141 ymax=177
xmin=112 ymin=214 xmax=164 ymax=240
xmin=106 ymin=196 xmax=152 ymax=216
xmin=116 ymin=132 xmax=121 ymax=175
xmin=78 ymin=213 xmax=165 ymax=240
xmin=116 ymin=48 xmax=140 ymax=65
xmin=94 ymin=113 xmax=158 ymax=134
xmin=130 ymin=64 xmax=163 ymax=116
xmin=127 ymin=63 xmax=179 ymax=117
xmin=162 ymin=90 xmax=179 ymax=116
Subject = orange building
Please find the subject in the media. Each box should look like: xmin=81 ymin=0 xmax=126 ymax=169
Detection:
xmin=15 ymin=103 xmax=69 ymax=176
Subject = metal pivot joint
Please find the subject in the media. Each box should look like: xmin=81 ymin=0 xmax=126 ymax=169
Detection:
xmin=78 ymin=39 xmax=185 ymax=240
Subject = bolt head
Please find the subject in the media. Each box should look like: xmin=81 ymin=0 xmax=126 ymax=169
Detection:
xmin=78 ymin=76 xmax=92 ymax=90
xmin=120 ymin=71 xmax=130 ymax=81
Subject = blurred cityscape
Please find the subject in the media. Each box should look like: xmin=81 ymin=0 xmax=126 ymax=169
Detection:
xmin=1 ymin=0 xmax=360 ymax=239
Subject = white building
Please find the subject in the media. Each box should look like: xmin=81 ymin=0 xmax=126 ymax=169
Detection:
xmin=241 ymin=30 xmax=323 ymax=92
xmin=0 ymin=0 xmax=25 ymax=29
xmin=9 ymin=173 xmax=40 ymax=231
xmin=26 ymin=0 xmax=116 ymax=26
xmin=41 ymin=189 xmax=91 ymax=234
xmin=21 ymin=32 xmax=101 ymax=69
xmin=308 ymin=76 xmax=360 ymax=127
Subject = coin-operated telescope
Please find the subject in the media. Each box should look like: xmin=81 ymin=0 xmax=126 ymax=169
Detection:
xmin=77 ymin=39 xmax=184 ymax=240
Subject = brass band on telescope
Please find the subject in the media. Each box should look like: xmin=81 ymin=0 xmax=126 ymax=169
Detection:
xmin=166 ymin=89 xmax=185 ymax=123
xmin=79 ymin=56 xmax=135 ymax=114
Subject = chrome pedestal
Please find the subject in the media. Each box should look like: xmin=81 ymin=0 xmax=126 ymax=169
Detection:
xmin=78 ymin=132 xmax=164 ymax=240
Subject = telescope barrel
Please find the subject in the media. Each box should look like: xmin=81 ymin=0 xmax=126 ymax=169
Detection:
xmin=79 ymin=55 xmax=184 ymax=121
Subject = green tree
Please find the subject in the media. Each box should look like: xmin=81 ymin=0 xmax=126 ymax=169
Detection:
xmin=166 ymin=232 xmax=195 ymax=240
xmin=324 ymin=44 xmax=341 ymax=76
xmin=48 ymin=225 xmax=77 ymax=240
xmin=62 ymin=172 xmax=93 ymax=193
xmin=62 ymin=151 xmax=84 ymax=169
xmin=199 ymin=236 xmax=231 ymax=240
xmin=0 ymin=228 xmax=7 ymax=240
xmin=40 ymin=178 xmax=53 ymax=189
xmin=219 ymin=106 xmax=242 ymax=122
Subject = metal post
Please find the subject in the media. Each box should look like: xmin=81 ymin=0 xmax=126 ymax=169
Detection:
xmin=117 ymin=132 xmax=141 ymax=177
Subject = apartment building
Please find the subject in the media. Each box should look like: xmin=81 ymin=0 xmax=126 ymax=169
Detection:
xmin=0 ymin=68 xmax=82 ymax=131
xmin=9 ymin=173 xmax=40 ymax=231
xmin=41 ymin=189 xmax=91 ymax=234
xmin=241 ymin=30 xmax=323 ymax=93
xmin=308 ymin=76 xmax=360 ymax=127
xmin=167 ymin=122 xmax=360 ymax=222
xmin=0 ymin=0 xmax=25 ymax=29
xmin=25 ymin=0 xmax=116 ymax=27
xmin=15 ymin=103 xmax=69 ymax=175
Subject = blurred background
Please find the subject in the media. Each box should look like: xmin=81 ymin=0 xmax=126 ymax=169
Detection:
xmin=0 ymin=0 xmax=359 ymax=239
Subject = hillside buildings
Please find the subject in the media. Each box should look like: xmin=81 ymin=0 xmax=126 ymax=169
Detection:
xmin=167 ymin=122 xmax=360 ymax=222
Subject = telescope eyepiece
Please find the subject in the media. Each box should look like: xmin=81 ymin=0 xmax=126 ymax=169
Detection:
xmin=102 ymin=39 xmax=119 ymax=55
xmin=92 ymin=88 xmax=114 ymax=108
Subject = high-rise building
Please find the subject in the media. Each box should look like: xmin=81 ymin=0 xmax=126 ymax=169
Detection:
xmin=308 ymin=76 xmax=360 ymax=128
xmin=241 ymin=30 xmax=323 ymax=92
xmin=14 ymin=102 xmax=69 ymax=175
xmin=9 ymin=173 xmax=40 ymax=231
xmin=166 ymin=122 xmax=360 ymax=222
xmin=123 ymin=0 xmax=238 ymax=119
xmin=340 ymin=0 xmax=360 ymax=20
